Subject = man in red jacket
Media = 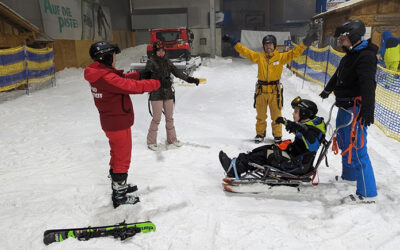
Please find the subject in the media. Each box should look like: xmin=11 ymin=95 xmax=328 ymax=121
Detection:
xmin=84 ymin=41 xmax=160 ymax=208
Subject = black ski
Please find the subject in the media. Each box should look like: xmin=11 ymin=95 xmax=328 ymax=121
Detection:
xmin=43 ymin=221 xmax=155 ymax=245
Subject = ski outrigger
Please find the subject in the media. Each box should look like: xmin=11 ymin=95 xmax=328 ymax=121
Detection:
xmin=222 ymin=103 xmax=354 ymax=193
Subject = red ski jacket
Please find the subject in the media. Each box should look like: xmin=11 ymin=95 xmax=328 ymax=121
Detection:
xmin=84 ymin=61 xmax=160 ymax=131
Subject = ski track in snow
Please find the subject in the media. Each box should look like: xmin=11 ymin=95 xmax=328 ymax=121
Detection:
xmin=0 ymin=47 xmax=400 ymax=249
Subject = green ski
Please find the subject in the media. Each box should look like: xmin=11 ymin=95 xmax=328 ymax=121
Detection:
xmin=43 ymin=221 xmax=156 ymax=245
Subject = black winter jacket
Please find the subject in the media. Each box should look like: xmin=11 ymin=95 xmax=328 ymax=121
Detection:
xmin=144 ymin=55 xmax=189 ymax=101
xmin=324 ymin=40 xmax=378 ymax=117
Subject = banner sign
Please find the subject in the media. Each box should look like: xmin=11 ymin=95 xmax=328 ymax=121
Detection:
xmin=39 ymin=0 xmax=112 ymax=41
xmin=326 ymin=0 xmax=349 ymax=10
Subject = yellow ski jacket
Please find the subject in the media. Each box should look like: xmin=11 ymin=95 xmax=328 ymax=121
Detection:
xmin=384 ymin=45 xmax=400 ymax=72
xmin=234 ymin=42 xmax=307 ymax=82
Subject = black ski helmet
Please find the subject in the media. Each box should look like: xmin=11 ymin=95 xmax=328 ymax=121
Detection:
xmin=89 ymin=41 xmax=120 ymax=66
xmin=262 ymin=35 xmax=277 ymax=49
xmin=334 ymin=19 xmax=366 ymax=45
xmin=291 ymin=96 xmax=318 ymax=120
xmin=152 ymin=41 xmax=166 ymax=55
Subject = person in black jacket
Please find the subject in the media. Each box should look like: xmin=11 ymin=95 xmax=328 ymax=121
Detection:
xmin=219 ymin=97 xmax=326 ymax=177
xmin=319 ymin=19 xmax=378 ymax=201
xmin=144 ymin=41 xmax=199 ymax=151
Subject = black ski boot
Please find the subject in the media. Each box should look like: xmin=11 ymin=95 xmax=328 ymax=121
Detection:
xmin=110 ymin=172 xmax=140 ymax=208
xmin=254 ymin=134 xmax=264 ymax=144
xmin=109 ymin=169 xmax=137 ymax=193
xmin=219 ymin=151 xmax=235 ymax=177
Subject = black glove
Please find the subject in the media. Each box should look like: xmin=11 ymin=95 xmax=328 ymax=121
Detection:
xmin=275 ymin=117 xmax=287 ymax=125
xmin=285 ymin=121 xmax=307 ymax=134
xmin=222 ymin=34 xmax=231 ymax=43
xmin=303 ymin=23 xmax=319 ymax=46
xmin=285 ymin=121 xmax=297 ymax=133
xmin=222 ymin=34 xmax=239 ymax=46
xmin=319 ymin=89 xmax=331 ymax=99
xmin=187 ymin=77 xmax=199 ymax=86
xmin=358 ymin=107 xmax=374 ymax=127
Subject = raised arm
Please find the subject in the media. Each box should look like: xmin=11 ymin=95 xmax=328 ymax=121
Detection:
xmin=234 ymin=43 xmax=261 ymax=63
xmin=222 ymin=34 xmax=260 ymax=63
xmin=279 ymin=43 xmax=307 ymax=65
xmin=102 ymin=73 xmax=160 ymax=94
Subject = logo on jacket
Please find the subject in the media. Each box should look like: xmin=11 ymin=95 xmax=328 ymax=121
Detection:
xmin=91 ymin=87 xmax=103 ymax=99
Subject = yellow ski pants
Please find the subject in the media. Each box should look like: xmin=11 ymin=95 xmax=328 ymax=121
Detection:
xmin=255 ymin=85 xmax=282 ymax=138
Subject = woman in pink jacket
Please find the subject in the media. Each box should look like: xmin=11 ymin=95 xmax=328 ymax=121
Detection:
xmin=84 ymin=42 xmax=160 ymax=208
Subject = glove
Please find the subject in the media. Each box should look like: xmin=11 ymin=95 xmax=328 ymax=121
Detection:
xmin=358 ymin=107 xmax=374 ymax=127
xmin=187 ymin=77 xmax=200 ymax=86
xmin=222 ymin=34 xmax=239 ymax=46
xmin=303 ymin=32 xmax=318 ymax=47
xmin=285 ymin=121 xmax=307 ymax=134
xmin=124 ymin=70 xmax=140 ymax=80
xmin=285 ymin=121 xmax=298 ymax=134
xmin=319 ymin=89 xmax=331 ymax=99
xmin=275 ymin=117 xmax=287 ymax=125
xmin=303 ymin=23 xmax=319 ymax=46
xmin=222 ymin=34 xmax=231 ymax=43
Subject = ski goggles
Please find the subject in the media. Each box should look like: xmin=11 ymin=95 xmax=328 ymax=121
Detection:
xmin=154 ymin=41 xmax=165 ymax=49
xmin=291 ymin=96 xmax=302 ymax=108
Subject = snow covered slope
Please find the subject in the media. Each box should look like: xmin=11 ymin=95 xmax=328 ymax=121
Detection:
xmin=0 ymin=46 xmax=399 ymax=250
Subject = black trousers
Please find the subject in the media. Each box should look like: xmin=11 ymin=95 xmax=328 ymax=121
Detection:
xmin=235 ymin=145 xmax=312 ymax=175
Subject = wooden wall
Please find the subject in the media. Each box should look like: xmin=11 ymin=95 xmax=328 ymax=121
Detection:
xmin=54 ymin=30 xmax=137 ymax=72
xmin=319 ymin=0 xmax=400 ymax=49
xmin=0 ymin=14 xmax=36 ymax=48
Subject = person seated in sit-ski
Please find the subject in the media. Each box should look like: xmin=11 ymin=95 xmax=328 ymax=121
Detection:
xmin=219 ymin=97 xmax=326 ymax=177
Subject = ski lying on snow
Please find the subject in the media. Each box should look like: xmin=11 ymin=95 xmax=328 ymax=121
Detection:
xmin=222 ymin=182 xmax=275 ymax=193
xmin=150 ymin=141 xmax=210 ymax=152
xmin=222 ymin=178 xmax=301 ymax=193
xmin=43 ymin=221 xmax=155 ymax=245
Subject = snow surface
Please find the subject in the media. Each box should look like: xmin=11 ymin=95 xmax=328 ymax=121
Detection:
xmin=1 ymin=45 xmax=400 ymax=250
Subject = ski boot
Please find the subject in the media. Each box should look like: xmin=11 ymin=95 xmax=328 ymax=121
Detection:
xmin=110 ymin=172 xmax=140 ymax=208
xmin=254 ymin=134 xmax=265 ymax=144
xmin=109 ymin=169 xmax=137 ymax=193
xmin=274 ymin=136 xmax=282 ymax=144
xmin=219 ymin=151 xmax=234 ymax=177
xmin=340 ymin=194 xmax=376 ymax=204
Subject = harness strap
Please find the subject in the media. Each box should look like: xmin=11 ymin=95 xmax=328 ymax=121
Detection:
xmin=311 ymin=170 xmax=319 ymax=186
xmin=148 ymin=95 xmax=153 ymax=117
xmin=254 ymin=80 xmax=281 ymax=109
xmin=340 ymin=96 xmax=365 ymax=164
xmin=276 ymin=82 xmax=283 ymax=109
xmin=332 ymin=136 xmax=339 ymax=155
xmin=257 ymin=80 xmax=279 ymax=85
xmin=226 ymin=158 xmax=240 ymax=180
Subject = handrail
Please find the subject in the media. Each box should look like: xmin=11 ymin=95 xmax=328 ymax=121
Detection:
xmin=313 ymin=103 xmax=353 ymax=170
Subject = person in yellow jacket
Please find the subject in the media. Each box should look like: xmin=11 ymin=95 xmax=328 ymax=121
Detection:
xmin=222 ymin=27 xmax=318 ymax=143
xmin=384 ymin=37 xmax=399 ymax=72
